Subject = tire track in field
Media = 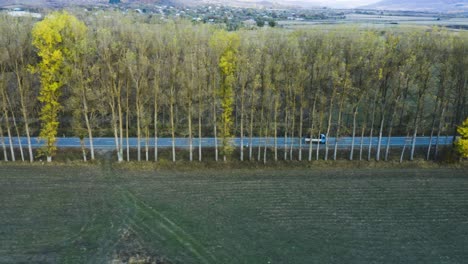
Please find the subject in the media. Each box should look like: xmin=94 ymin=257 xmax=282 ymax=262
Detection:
xmin=38 ymin=212 xmax=99 ymax=251
xmin=87 ymin=159 xmax=140 ymax=263
xmin=120 ymin=188 xmax=217 ymax=264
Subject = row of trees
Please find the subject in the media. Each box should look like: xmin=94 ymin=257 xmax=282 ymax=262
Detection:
xmin=0 ymin=11 xmax=467 ymax=163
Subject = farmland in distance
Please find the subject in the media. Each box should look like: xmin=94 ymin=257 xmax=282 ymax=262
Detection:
xmin=279 ymin=14 xmax=468 ymax=31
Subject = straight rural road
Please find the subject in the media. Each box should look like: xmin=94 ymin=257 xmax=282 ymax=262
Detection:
xmin=8 ymin=136 xmax=454 ymax=149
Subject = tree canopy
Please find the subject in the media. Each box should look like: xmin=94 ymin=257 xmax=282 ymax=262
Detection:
xmin=455 ymin=118 xmax=468 ymax=158
xmin=0 ymin=12 xmax=467 ymax=163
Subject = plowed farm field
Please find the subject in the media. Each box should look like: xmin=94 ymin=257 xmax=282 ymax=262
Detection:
xmin=1 ymin=165 xmax=467 ymax=263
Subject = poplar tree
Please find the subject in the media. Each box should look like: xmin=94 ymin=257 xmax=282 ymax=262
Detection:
xmin=210 ymin=31 xmax=240 ymax=161
xmin=455 ymin=118 xmax=468 ymax=159
xmin=32 ymin=11 xmax=87 ymax=162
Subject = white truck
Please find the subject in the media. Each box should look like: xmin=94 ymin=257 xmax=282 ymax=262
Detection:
xmin=304 ymin=134 xmax=326 ymax=144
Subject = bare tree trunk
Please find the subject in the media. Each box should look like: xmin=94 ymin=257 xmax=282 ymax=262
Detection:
xmin=189 ymin=58 xmax=195 ymax=162
xmin=376 ymin=76 xmax=390 ymax=161
xmin=126 ymin=85 xmax=130 ymax=162
xmin=376 ymin=114 xmax=385 ymax=161
xmin=145 ymin=127 xmax=149 ymax=161
xmin=8 ymin=103 xmax=25 ymax=162
xmin=315 ymin=131 xmax=321 ymax=160
xmin=117 ymin=91 xmax=124 ymax=163
xmin=240 ymin=83 xmax=245 ymax=161
xmin=110 ymin=104 xmax=122 ymax=163
xmin=298 ymin=106 xmax=304 ymax=161
xmin=289 ymin=100 xmax=296 ymax=161
xmin=307 ymin=122 xmax=314 ymax=162
xmin=126 ymin=94 xmax=130 ymax=162
xmin=198 ymin=111 xmax=202 ymax=162
xmin=170 ymin=86 xmax=176 ymax=163
xmin=333 ymin=98 xmax=344 ymax=161
xmin=410 ymin=98 xmax=425 ymax=161
xmin=367 ymin=91 xmax=378 ymax=161
xmin=154 ymin=83 xmax=159 ymax=162
xmin=189 ymin=103 xmax=193 ymax=162
xmin=426 ymin=122 xmax=436 ymax=161
xmin=410 ymin=127 xmax=418 ymax=161
xmin=349 ymin=108 xmax=358 ymax=160
xmin=434 ymin=105 xmax=446 ymax=160
xmin=384 ymin=112 xmax=396 ymax=161
xmin=315 ymin=112 xmax=324 ymax=161
xmin=258 ymin=91 xmax=265 ymax=162
xmin=359 ymin=126 xmax=366 ymax=161
xmin=0 ymin=118 xmax=8 ymax=161
xmin=410 ymin=75 xmax=429 ymax=161
xmin=257 ymin=136 xmax=262 ymax=161
xmin=23 ymin=116 xmax=33 ymax=162
xmin=308 ymin=96 xmax=317 ymax=162
xmin=3 ymin=109 xmax=15 ymax=162
xmin=82 ymin=95 xmax=95 ymax=160
xmin=104 ymin=58 xmax=123 ymax=162
xmin=0 ymin=75 xmax=15 ymax=161
xmin=15 ymin=69 xmax=33 ymax=162
xmin=212 ymin=80 xmax=218 ymax=162
xmin=273 ymin=97 xmax=278 ymax=162
xmin=213 ymin=103 xmax=218 ymax=162
xmin=400 ymin=132 xmax=410 ymax=163
xmin=249 ymin=95 xmax=254 ymax=161
xmin=80 ymin=137 xmax=87 ymax=162
xmin=198 ymin=83 xmax=202 ymax=162
xmin=186 ymin=73 xmax=193 ymax=162
xmin=137 ymin=96 xmax=142 ymax=162
xmin=126 ymin=115 xmax=130 ymax=162
xmin=284 ymin=110 xmax=289 ymax=161
xmin=263 ymin=119 xmax=269 ymax=164
xmin=324 ymin=98 xmax=334 ymax=161
xmin=426 ymin=100 xmax=440 ymax=160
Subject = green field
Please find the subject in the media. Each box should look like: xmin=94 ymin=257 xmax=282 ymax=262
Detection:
xmin=1 ymin=165 xmax=468 ymax=263
xmin=278 ymin=14 xmax=468 ymax=31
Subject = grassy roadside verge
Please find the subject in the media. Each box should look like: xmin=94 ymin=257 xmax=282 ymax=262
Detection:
xmin=2 ymin=145 xmax=465 ymax=171
xmin=1 ymin=159 xmax=467 ymax=173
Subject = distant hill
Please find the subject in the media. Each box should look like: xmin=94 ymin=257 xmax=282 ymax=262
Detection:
xmin=0 ymin=0 xmax=107 ymax=8
xmin=0 ymin=0 xmax=323 ymax=9
xmin=0 ymin=0 xmax=174 ymax=9
xmin=361 ymin=0 xmax=468 ymax=12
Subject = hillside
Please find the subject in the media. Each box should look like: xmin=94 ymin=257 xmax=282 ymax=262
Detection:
xmin=0 ymin=0 xmax=173 ymax=9
xmin=362 ymin=0 xmax=468 ymax=12
xmin=0 ymin=0 xmax=322 ymax=9
xmin=0 ymin=0 xmax=106 ymax=8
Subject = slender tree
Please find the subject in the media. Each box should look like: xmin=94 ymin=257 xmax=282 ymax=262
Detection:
xmin=210 ymin=31 xmax=240 ymax=161
xmin=32 ymin=11 xmax=87 ymax=162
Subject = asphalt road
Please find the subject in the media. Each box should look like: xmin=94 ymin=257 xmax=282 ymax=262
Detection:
xmin=7 ymin=136 xmax=454 ymax=149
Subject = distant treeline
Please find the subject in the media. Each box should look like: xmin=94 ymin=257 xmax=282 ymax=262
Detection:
xmin=0 ymin=11 xmax=467 ymax=163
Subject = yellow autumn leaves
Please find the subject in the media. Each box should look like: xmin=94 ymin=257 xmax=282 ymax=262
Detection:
xmin=32 ymin=11 xmax=87 ymax=161
xmin=210 ymin=31 xmax=240 ymax=160
xmin=455 ymin=118 xmax=468 ymax=158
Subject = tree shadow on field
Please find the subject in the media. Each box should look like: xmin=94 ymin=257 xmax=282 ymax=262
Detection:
xmin=97 ymin=149 xmax=114 ymax=171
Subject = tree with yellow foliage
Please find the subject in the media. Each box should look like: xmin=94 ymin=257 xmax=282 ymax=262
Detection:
xmin=210 ymin=31 xmax=240 ymax=161
xmin=32 ymin=11 xmax=87 ymax=162
xmin=455 ymin=118 xmax=468 ymax=159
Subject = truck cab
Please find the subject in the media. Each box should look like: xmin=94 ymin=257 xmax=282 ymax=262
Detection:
xmin=304 ymin=134 xmax=326 ymax=144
